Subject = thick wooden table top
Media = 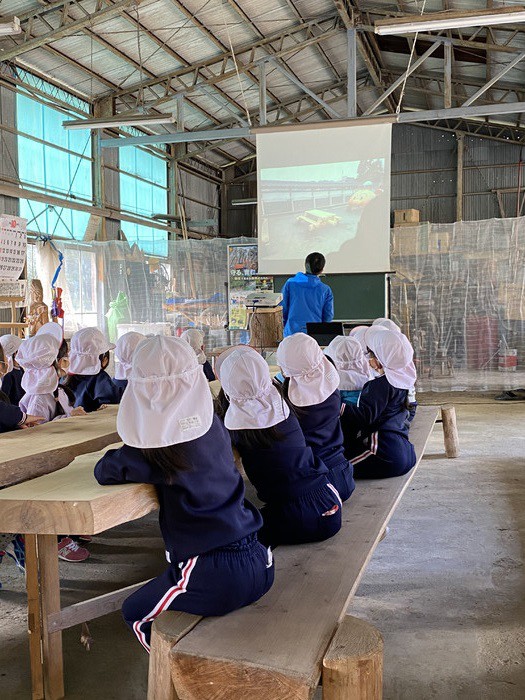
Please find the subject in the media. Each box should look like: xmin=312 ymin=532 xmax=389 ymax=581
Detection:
xmin=0 ymin=405 xmax=119 ymax=487
xmin=0 ymin=444 xmax=158 ymax=535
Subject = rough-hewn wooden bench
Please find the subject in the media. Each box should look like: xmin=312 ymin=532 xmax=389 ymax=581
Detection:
xmin=0 ymin=444 xmax=159 ymax=700
xmin=148 ymin=405 xmax=457 ymax=699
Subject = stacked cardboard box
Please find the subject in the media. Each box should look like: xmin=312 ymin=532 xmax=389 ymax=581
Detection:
xmin=394 ymin=209 xmax=420 ymax=227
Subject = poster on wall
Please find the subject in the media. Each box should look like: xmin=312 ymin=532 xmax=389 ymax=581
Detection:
xmin=227 ymin=244 xmax=273 ymax=330
xmin=0 ymin=215 xmax=27 ymax=281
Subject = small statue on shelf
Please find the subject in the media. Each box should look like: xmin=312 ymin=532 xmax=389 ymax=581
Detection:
xmin=26 ymin=279 xmax=49 ymax=336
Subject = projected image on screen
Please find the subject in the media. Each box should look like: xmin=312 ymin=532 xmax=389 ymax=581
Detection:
xmin=257 ymin=124 xmax=392 ymax=275
xmin=259 ymin=158 xmax=385 ymax=261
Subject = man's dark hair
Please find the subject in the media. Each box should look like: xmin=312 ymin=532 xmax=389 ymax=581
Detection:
xmin=305 ymin=252 xmax=325 ymax=276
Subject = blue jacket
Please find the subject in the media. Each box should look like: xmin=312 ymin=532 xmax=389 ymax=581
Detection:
xmin=1 ymin=368 xmax=24 ymax=406
xmin=231 ymin=413 xmax=329 ymax=503
xmin=67 ymin=370 xmax=122 ymax=412
xmin=281 ymin=272 xmax=334 ymax=336
xmin=94 ymin=415 xmax=262 ymax=562
xmin=0 ymin=400 xmax=23 ymax=433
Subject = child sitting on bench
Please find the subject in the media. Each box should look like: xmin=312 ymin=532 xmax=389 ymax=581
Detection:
xmin=217 ymin=347 xmax=342 ymax=547
xmin=181 ymin=328 xmax=215 ymax=382
xmin=324 ymin=335 xmax=371 ymax=406
xmin=65 ymin=328 xmax=121 ymax=412
xmin=94 ymin=336 xmax=274 ymax=652
xmin=113 ymin=331 xmax=145 ymax=393
xmin=0 ymin=335 xmax=24 ymax=406
xmin=275 ymin=333 xmax=355 ymax=502
xmin=340 ymin=326 xmax=417 ymax=479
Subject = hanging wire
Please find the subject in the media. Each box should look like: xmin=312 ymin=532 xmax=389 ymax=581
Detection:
xmin=219 ymin=0 xmax=252 ymax=126
xmin=396 ymin=0 xmax=428 ymax=115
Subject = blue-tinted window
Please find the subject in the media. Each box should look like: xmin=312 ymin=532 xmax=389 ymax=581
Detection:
xmin=17 ymin=92 xmax=93 ymax=239
xmin=119 ymin=146 xmax=168 ymax=256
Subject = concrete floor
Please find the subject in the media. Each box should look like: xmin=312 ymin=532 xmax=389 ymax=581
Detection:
xmin=0 ymin=398 xmax=524 ymax=699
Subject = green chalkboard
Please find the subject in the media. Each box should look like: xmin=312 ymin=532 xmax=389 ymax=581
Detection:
xmin=273 ymin=273 xmax=387 ymax=322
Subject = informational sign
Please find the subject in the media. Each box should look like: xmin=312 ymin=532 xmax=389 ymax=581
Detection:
xmin=0 ymin=215 xmax=27 ymax=281
xmin=0 ymin=280 xmax=27 ymax=308
xmin=227 ymin=244 xmax=273 ymax=330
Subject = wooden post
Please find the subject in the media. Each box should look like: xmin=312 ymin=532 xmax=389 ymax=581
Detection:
xmin=441 ymin=404 xmax=460 ymax=458
xmin=322 ymin=615 xmax=383 ymax=700
xmin=148 ymin=611 xmax=201 ymax=700
xmin=26 ymin=534 xmax=64 ymax=700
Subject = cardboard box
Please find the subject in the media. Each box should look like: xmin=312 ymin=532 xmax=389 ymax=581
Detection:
xmin=394 ymin=209 xmax=420 ymax=225
xmin=392 ymin=227 xmax=419 ymax=256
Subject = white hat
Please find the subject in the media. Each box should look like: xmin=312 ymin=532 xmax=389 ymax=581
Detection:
xmin=117 ymin=336 xmax=214 ymax=448
xmin=276 ymin=333 xmax=340 ymax=407
xmin=373 ymin=317 xmax=401 ymax=333
xmin=221 ymin=349 xmax=289 ymax=431
xmin=0 ymin=334 xmax=23 ymax=372
xmin=215 ymin=345 xmax=257 ymax=381
xmin=348 ymin=325 xmax=370 ymax=352
xmin=17 ymin=334 xmax=60 ymax=395
xmin=115 ymin=332 xmax=146 ymax=380
xmin=181 ymin=328 xmax=206 ymax=365
xmin=365 ymin=327 xmax=417 ymax=390
xmin=69 ymin=327 xmax=115 ymax=376
xmin=37 ymin=322 xmax=64 ymax=345
xmin=324 ymin=336 xmax=371 ymax=391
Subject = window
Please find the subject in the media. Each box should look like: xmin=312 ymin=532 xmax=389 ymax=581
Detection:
xmin=119 ymin=146 xmax=168 ymax=256
xmin=64 ymin=247 xmax=98 ymax=328
xmin=17 ymin=91 xmax=92 ymax=240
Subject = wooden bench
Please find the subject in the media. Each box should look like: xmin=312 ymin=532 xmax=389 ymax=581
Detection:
xmin=148 ymin=405 xmax=456 ymax=699
xmin=0 ymin=443 xmax=159 ymax=700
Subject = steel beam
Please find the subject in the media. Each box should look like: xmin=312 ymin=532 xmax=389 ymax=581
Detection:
xmin=259 ymin=65 xmax=267 ymax=127
xmin=444 ymin=40 xmax=452 ymax=109
xmin=462 ymin=52 xmax=525 ymax=106
xmin=101 ymin=127 xmax=251 ymax=148
xmin=0 ymin=0 xmax=142 ymax=62
xmin=347 ymin=28 xmax=357 ymax=118
xmin=364 ymin=41 xmax=441 ymax=115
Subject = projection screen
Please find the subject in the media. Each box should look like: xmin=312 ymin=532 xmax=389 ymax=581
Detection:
xmin=257 ymin=123 xmax=392 ymax=275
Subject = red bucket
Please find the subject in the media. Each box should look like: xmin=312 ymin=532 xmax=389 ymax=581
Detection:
xmin=498 ymin=349 xmax=518 ymax=372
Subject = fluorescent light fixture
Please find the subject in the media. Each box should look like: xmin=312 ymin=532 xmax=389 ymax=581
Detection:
xmin=375 ymin=6 xmax=525 ymax=35
xmin=63 ymin=113 xmax=176 ymax=130
xmin=231 ymin=198 xmax=257 ymax=206
xmin=0 ymin=16 xmax=21 ymax=35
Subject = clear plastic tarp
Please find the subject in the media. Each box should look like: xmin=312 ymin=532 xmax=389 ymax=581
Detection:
xmin=391 ymin=216 xmax=525 ymax=391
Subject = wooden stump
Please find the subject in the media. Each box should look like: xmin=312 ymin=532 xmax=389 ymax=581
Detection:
xmin=322 ymin=615 xmax=383 ymax=700
xmin=147 ymin=611 xmax=201 ymax=700
xmin=441 ymin=404 xmax=459 ymax=458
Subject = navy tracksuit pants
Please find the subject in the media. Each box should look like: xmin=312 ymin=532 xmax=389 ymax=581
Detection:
xmin=326 ymin=458 xmax=355 ymax=502
xmin=347 ymin=429 xmax=416 ymax=479
xmin=122 ymin=534 xmax=274 ymax=651
xmin=258 ymin=481 xmax=343 ymax=548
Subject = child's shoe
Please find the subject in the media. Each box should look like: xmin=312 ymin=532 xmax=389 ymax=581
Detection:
xmin=57 ymin=537 xmax=90 ymax=562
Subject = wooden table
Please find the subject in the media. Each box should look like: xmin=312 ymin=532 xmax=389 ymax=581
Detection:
xmin=0 ymin=444 xmax=159 ymax=700
xmin=0 ymin=405 xmax=120 ymax=487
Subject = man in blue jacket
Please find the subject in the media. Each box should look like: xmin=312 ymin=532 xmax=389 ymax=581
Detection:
xmin=281 ymin=252 xmax=334 ymax=336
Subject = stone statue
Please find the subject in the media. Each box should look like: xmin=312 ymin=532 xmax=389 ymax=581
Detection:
xmin=26 ymin=279 xmax=49 ymax=336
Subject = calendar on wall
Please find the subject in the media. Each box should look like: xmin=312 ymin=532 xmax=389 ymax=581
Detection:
xmin=0 ymin=215 xmax=27 ymax=281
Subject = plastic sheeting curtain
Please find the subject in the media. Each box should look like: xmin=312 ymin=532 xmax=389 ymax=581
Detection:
xmin=391 ymin=216 xmax=525 ymax=391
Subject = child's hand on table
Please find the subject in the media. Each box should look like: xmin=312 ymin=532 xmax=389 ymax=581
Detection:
xmin=21 ymin=415 xmax=45 ymax=428
xmin=70 ymin=407 xmax=87 ymax=417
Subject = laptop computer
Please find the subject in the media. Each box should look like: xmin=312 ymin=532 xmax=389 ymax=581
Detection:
xmin=306 ymin=322 xmax=344 ymax=347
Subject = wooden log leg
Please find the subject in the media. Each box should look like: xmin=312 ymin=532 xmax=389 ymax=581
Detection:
xmin=147 ymin=611 xmax=201 ymax=700
xmin=322 ymin=615 xmax=383 ymax=700
xmin=26 ymin=534 xmax=64 ymax=700
xmin=441 ymin=404 xmax=460 ymax=458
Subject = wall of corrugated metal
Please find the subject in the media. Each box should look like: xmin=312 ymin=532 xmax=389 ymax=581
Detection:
xmin=392 ymin=124 xmax=524 ymax=223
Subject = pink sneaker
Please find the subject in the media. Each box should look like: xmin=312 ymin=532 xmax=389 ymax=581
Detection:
xmin=57 ymin=537 xmax=90 ymax=562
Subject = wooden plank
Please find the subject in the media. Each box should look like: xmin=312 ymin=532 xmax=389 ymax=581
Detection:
xmin=148 ymin=612 xmax=202 ymax=700
xmin=0 ymin=445 xmax=159 ymax=534
xmin=38 ymin=535 xmax=64 ymax=700
xmin=323 ymin=615 xmax=383 ymax=700
xmin=47 ymin=579 xmax=152 ymax=633
xmin=0 ymin=405 xmax=119 ymax=487
xmin=170 ymin=407 xmax=439 ymax=699
xmin=441 ymin=404 xmax=460 ymax=458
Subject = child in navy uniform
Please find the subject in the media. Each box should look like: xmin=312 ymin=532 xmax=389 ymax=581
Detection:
xmin=181 ymin=328 xmax=215 ymax=382
xmin=0 ymin=335 xmax=24 ymax=406
xmin=324 ymin=335 xmax=371 ymax=406
xmin=217 ymin=348 xmax=342 ymax=547
xmin=94 ymin=336 xmax=274 ymax=651
xmin=340 ymin=326 xmax=417 ymax=479
xmin=66 ymin=328 xmax=121 ymax=412
xmin=276 ymin=333 xmax=355 ymax=502
xmin=0 ymin=344 xmax=43 ymax=431
xmin=113 ymin=331 xmax=145 ymax=393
